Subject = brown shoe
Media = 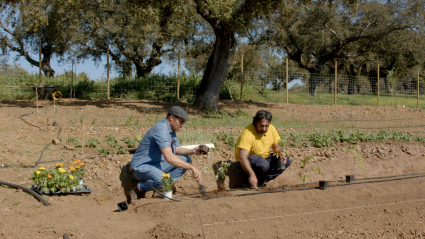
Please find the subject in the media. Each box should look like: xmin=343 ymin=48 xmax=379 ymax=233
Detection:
xmin=124 ymin=187 xmax=146 ymax=204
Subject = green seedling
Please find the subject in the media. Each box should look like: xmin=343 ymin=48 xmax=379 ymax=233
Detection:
xmin=123 ymin=137 xmax=138 ymax=148
xmin=214 ymin=161 xmax=232 ymax=180
xmin=96 ymin=147 xmax=110 ymax=155
xmin=87 ymin=138 xmax=100 ymax=148
xmin=67 ymin=136 xmax=82 ymax=147
xmin=299 ymin=153 xmax=322 ymax=183
xmin=347 ymin=145 xmax=364 ymax=173
xmin=216 ymin=133 xmax=237 ymax=149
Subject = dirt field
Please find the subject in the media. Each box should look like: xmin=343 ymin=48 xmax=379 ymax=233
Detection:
xmin=1 ymin=99 xmax=425 ymax=239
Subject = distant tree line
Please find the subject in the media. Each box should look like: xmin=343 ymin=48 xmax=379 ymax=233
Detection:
xmin=1 ymin=0 xmax=425 ymax=110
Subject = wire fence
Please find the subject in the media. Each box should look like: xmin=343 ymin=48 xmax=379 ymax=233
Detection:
xmin=0 ymin=60 xmax=423 ymax=109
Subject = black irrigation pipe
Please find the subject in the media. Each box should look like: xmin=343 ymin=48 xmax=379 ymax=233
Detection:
xmin=2 ymin=119 xmax=64 ymax=168
xmin=152 ymin=188 xmax=181 ymax=202
xmin=19 ymin=113 xmax=41 ymax=129
xmin=0 ymin=180 xmax=50 ymax=206
xmin=174 ymin=172 xmax=425 ymax=201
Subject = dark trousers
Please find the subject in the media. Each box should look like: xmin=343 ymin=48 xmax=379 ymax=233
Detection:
xmin=247 ymin=154 xmax=292 ymax=185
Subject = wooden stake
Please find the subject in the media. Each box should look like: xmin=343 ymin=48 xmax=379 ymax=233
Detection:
xmin=334 ymin=61 xmax=337 ymax=105
xmin=177 ymin=50 xmax=181 ymax=100
xmin=107 ymin=45 xmax=110 ymax=100
xmin=286 ymin=58 xmax=289 ymax=104
xmin=418 ymin=69 xmax=420 ymax=109
xmin=240 ymin=54 xmax=244 ymax=101
xmin=377 ymin=65 xmax=380 ymax=107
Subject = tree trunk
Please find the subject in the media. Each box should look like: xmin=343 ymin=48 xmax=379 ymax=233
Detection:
xmin=193 ymin=28 xmax=236 ymax=110
xmin=308 ymin=75 xmax=320 ymax=96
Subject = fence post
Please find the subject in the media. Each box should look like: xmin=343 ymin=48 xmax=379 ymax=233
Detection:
xmin=286 ymin=58 xmax=289 ymax=104
xmin=107 ymin=45 xmax=110 ymax=100
xmin=418 ymin=69 xmax=420 ymax=109
xmin=334 ymin=61 xmax=337 ymax=105
xmin=177 ymin=50 xmax=181 ymax=100
xmin=39 ymin=42 xmax=42 ymax=87
xmin=377 ymin=65 xmax=380 ymax=107
xmin=240 ymin=54 xmax=243 ymax=101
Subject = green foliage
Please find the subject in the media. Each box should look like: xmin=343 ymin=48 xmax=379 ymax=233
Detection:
xmin=347 ymin=145 xmax=364 ymax=172
xmin=30 ymin=164 xmax=83 ymax=193
xmin=86 ymin=138 xmax=100 ymax=148
xmin=66 ymin=136 xmax=82 ymax=147
xmin=299 ymin=154 xmax=322 ymax=183
xmin=216 ymin=133 xmax=237 ymax=149
xmin=123 ymin=137 xmax=138 ymax=148
xmin=307 ymin=132 xmax=335 ymax=148
xmin=114 ymin=146 xmax=127 ymax=154
xmin=96 ymin=147 xmax=111 ymax=155
xmin=104 ymin=134 xmax=120 ymax=148
xmin=214 ymin=161 xmax=232 ymax=180
xmin=160 ymin=174 xmax=175 ymax=192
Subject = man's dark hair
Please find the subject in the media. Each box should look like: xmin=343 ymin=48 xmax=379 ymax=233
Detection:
xmin=253 ymin=110 xmax=272 ymax=125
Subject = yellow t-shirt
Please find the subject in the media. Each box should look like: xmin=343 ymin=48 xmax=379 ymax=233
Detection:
xmin=235 ymin=123 xmax=281 ymax=161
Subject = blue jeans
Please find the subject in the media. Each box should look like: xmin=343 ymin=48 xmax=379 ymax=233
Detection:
xmin=247 ymin=154 xmax=292 ymax=184
xmin=132 ymin=155 xmax=192 ymax=192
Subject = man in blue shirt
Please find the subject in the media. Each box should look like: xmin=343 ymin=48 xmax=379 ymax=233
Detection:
xmin=126 ymin=106 xmax=203 ymax=203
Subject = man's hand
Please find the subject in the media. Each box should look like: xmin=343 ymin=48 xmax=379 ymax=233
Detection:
xmin=279 ymin=153 xmax=287 ymax=164
xmin=248 ymin=175 xmax=258 ymax=188
xmin=191 ymin=146 xmax=206 ymax=155
xmin=190 ymin=167 xmax=202 ymax=182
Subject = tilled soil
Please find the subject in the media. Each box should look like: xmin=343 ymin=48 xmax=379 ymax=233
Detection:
xmin=1 ymin=99 xmax=425 ymax=238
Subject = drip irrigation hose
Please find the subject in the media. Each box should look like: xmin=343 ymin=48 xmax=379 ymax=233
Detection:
xmin=1 ymin=125 xmax=64 ymax=168
xmin=152 ymin=188 xmax=181 ymax=202
xmin=0 ymin=180 xmax=50 ymax=206
xmin=174 ymin=172 xmax=425 ymax=201
xmin=19 ymin=113 xmax=41 ymax=129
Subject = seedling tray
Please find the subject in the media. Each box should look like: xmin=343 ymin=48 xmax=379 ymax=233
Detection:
xmin=31 ymin=184 xmax=92 ymax=196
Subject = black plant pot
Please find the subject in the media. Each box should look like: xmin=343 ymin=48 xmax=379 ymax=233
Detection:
xmin=117 ymin=201 xmax=129 ymax=212
xmin=346 ymin=175 xmax=355 ymax=183
xmin=319 ymin=181 xmax=328 ymax=190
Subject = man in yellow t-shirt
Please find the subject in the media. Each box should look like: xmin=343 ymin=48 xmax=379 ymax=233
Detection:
xmin=235 ymin=110 xmax=291 ymax=188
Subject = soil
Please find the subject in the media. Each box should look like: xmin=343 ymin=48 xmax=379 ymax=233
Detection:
xmin=1 ymin=99 xmax=425 ymax=239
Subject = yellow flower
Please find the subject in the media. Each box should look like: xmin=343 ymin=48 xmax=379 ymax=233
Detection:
xmin=75 ymin=165 xmax=80 ymax=169
xmin=56 ymin=163 xmax=63 ymax=167
xmin=69 ymin=166 xmax=76 ymax=171
xmin=79 ymin=162 xmax=85 ymax=166
xmin=69 ymin=175 xmax=74 ymax=180
xmin=161 ymin=173 xmax=171 ymax=178
xmin=36 ymin=171 xmax=41 ymax=175
xmin=73 ymin=160 xmax=81 ymax=164
xmin=46 ymin=174 xmax=52 ymax=179
xmin=39 ymin=167 xmax=45 ymax=171
xmin=58 ymin=168 xmax=66 ymax=173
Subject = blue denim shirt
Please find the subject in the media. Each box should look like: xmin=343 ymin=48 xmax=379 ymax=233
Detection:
xmin=130 ymin=118 xmax=180 ymax=169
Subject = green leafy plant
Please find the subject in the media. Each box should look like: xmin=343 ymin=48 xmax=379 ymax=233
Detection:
xmin=299 ymin=154 xmax=322 ymax=183
xmin=160 ymin=173 xmax=175 ymax=192
xmin=67 ymin=136 xmax=82 ymax=147
xmin=347 ymin=145 xmax=364 ymax=173
xmin=214 ymin=161 xmax=232 ymax=180
xmin=96 ymin=147 xmax=111 ymax=155
xmin=124 ymin=115 xmax=135 ymax=126
xmin=114 ymin=146 xmax=127 ymax=154
xmin=104 ymin=134 xmax=120 ymax=147
xmin=29 ymin=162 xmax=85 ymax=193
xmin=216 ymin=133 xmax=237 ymax=149
xmin=123 ymin=137 xmax=138 ymax=148
xmin=87 ymin=138 xmax=100 ymax=148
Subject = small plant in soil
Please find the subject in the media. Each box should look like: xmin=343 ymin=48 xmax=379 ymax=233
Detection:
xmin=67 ymin=136 xmax=82 ymax=147
xmin=216 ymin=133 xmax=236 ymax=149
xmin=299 ymin=153 xmax=322 ymax=183
xmin=114 ymin=145 xmax=127 ymax=154
xmin=97 ymin=147 xmax=111 ymax=155
xmin=104 ymin=134 xmax=120 ymax=148
xmin=123 ymin=137 xmax=138 ymax=148
xmin=214 ymin=161 xmax=232 ymax=180
xmin=87 ymin=138 xmax=100 ymax=148
xmin=347 ymin=145 xmax=364 ymax=173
